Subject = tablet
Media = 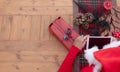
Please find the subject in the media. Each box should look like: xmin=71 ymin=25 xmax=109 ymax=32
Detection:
xmin=86 ymin=36 xmax=112 ymax=49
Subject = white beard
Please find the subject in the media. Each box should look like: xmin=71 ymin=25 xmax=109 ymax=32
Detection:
xmin=84 ymin=41 xmax=120 ymax=72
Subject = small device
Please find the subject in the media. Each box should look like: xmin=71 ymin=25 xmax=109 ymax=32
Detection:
xmin=86 ymin=36 xmax=112 ymax=49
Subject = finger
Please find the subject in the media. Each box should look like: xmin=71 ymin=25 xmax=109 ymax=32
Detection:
xmin=82 ymin=39 xmax=87 ymax=47
xmin=82 ymin=35 xmax=89 ymax=41
xmin=76 ymin=35 xmax=88 ymax=42
xmin=76 ymin=36 xmax=83 ymax=40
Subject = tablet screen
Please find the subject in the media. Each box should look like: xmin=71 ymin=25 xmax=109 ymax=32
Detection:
xmin=86 ymin=36 xmax=112 ymax=49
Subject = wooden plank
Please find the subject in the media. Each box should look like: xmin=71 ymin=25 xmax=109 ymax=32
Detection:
xmin=0 ymin=41 xmax=67 ymax=51
xmin=30 ymin=16 xmax=41 ymax=40
xmin=40 ymin=16 xmax=52 ymax=41
xmin=40 ymin=16 xmax=44 ymax=41
xmin=0 ymin=62 xmax=59 ymax=72
xmin=33 ymin=0 xmax=72 ymax=6
xmin=20 ymin=54 xmax=66 ymax=64
xmin=0 ymin=16 xmax=12 ymax=40
xmin=10 ymin=16 xmax=22 ymax=40
xmin=0 ymin=6 xmax=73 ymax=15
xmin=20 ymin=50 xmax=67 ymax=57
xmin=21 ymin=15 xmax=31 ymax=40
xmin=0 ymin=51 xmax=66 ymax=63
xmin=0 ymin=0 xmax=72 ymax=7
xmin=0 ymin=49 xmax=66 ymax=72
xmin=42 ymin=15 xmax=51 ymax=41
xmin=69 ymin=15 xmax=73 ymax=26
xmin=0 ymin=16 xmax=3 ymax=33
xmin=0 ymin=51 xmax=19 ymax=62
xmin=117 ymin=0 xmax=120 ymax=6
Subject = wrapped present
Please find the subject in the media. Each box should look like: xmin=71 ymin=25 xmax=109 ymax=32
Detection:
xmin=49 ymin=17 xmax=79 ymax=50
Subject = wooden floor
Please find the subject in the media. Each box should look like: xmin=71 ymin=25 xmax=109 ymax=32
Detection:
xmin=0 ymin=0 xmax=119 ymax=72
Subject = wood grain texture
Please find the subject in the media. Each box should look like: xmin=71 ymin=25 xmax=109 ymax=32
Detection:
xmin=21 ymin=15 xmax=31 ymax=40
xmin=10 ymin=16 xmax=22 ymax=40
xmin=0 ymin=0 xmax=119 ymax=72
xmin=0 ymin=0 xmax=73 ymax=15
xmin=30 ymin=16 xmax=41 ymax=40
xmin=117 ymin=0 xmax=120 ymax=6
xmin=0 ymin=16 xmax=3 ymax=37
xmin=0 ymin=16 xmax=12 ymax=40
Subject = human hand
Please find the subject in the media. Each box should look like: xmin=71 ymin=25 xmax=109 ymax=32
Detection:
xmin=73 ymin=35 xmax=88 ymax=50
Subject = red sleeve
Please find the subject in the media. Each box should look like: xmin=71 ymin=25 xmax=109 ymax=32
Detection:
xmin=58 ymin=45 xmax=82 ymax=72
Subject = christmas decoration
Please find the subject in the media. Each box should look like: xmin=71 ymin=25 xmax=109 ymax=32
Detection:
xmin=74 ymin=12 xmax=94 ymax=30
xmin=103 ymin=1 xmax=113 ymax=11
xmin=85 ymin=13 xmax=94 ymax=23
xmin=113 ymin=30 xmax=120 ymax=38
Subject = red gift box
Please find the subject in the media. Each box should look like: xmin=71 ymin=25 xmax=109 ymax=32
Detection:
xmin=49 ymin=17 xmax=79 ymax=50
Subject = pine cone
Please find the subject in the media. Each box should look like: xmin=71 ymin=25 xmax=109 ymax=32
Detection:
xmin=74 ymin=13 xmax=86 ymax=25
xmin=81 ymin=22 xmax=89 ymax=30
xmin=76 ymin=13 xmax=85 ymax=20
xmin=85 ymin=13 xmax=94 ymax=23
xmin=99 ymin=14 xmax=107 ymax=21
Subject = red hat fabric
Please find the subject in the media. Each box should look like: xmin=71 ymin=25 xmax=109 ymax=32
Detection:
xmin=94 ymin=47 xmax=120 ymax=72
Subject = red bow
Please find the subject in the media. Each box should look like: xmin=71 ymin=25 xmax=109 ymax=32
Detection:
xmin=113 ymin=30 xmax=120 ymax=38
xmin=63 ymin=28 xmax=72 ymax=40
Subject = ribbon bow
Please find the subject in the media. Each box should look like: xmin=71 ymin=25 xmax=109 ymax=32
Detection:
xmin=113 ymin=30 xmax=120 ymax=38
xmin=63 ymin=28 xmax=72 ymax=40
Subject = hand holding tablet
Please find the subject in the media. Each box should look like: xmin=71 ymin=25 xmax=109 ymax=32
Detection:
xmin=86 ymin=36 xmax=112 ymax=49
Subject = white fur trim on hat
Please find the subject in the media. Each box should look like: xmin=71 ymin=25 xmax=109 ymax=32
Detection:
xmin=84 ymin=41 xmax=120 ymax=72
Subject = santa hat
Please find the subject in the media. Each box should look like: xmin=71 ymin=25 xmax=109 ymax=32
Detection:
xmin=84 ymin=41 xmax=120 ymax=72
